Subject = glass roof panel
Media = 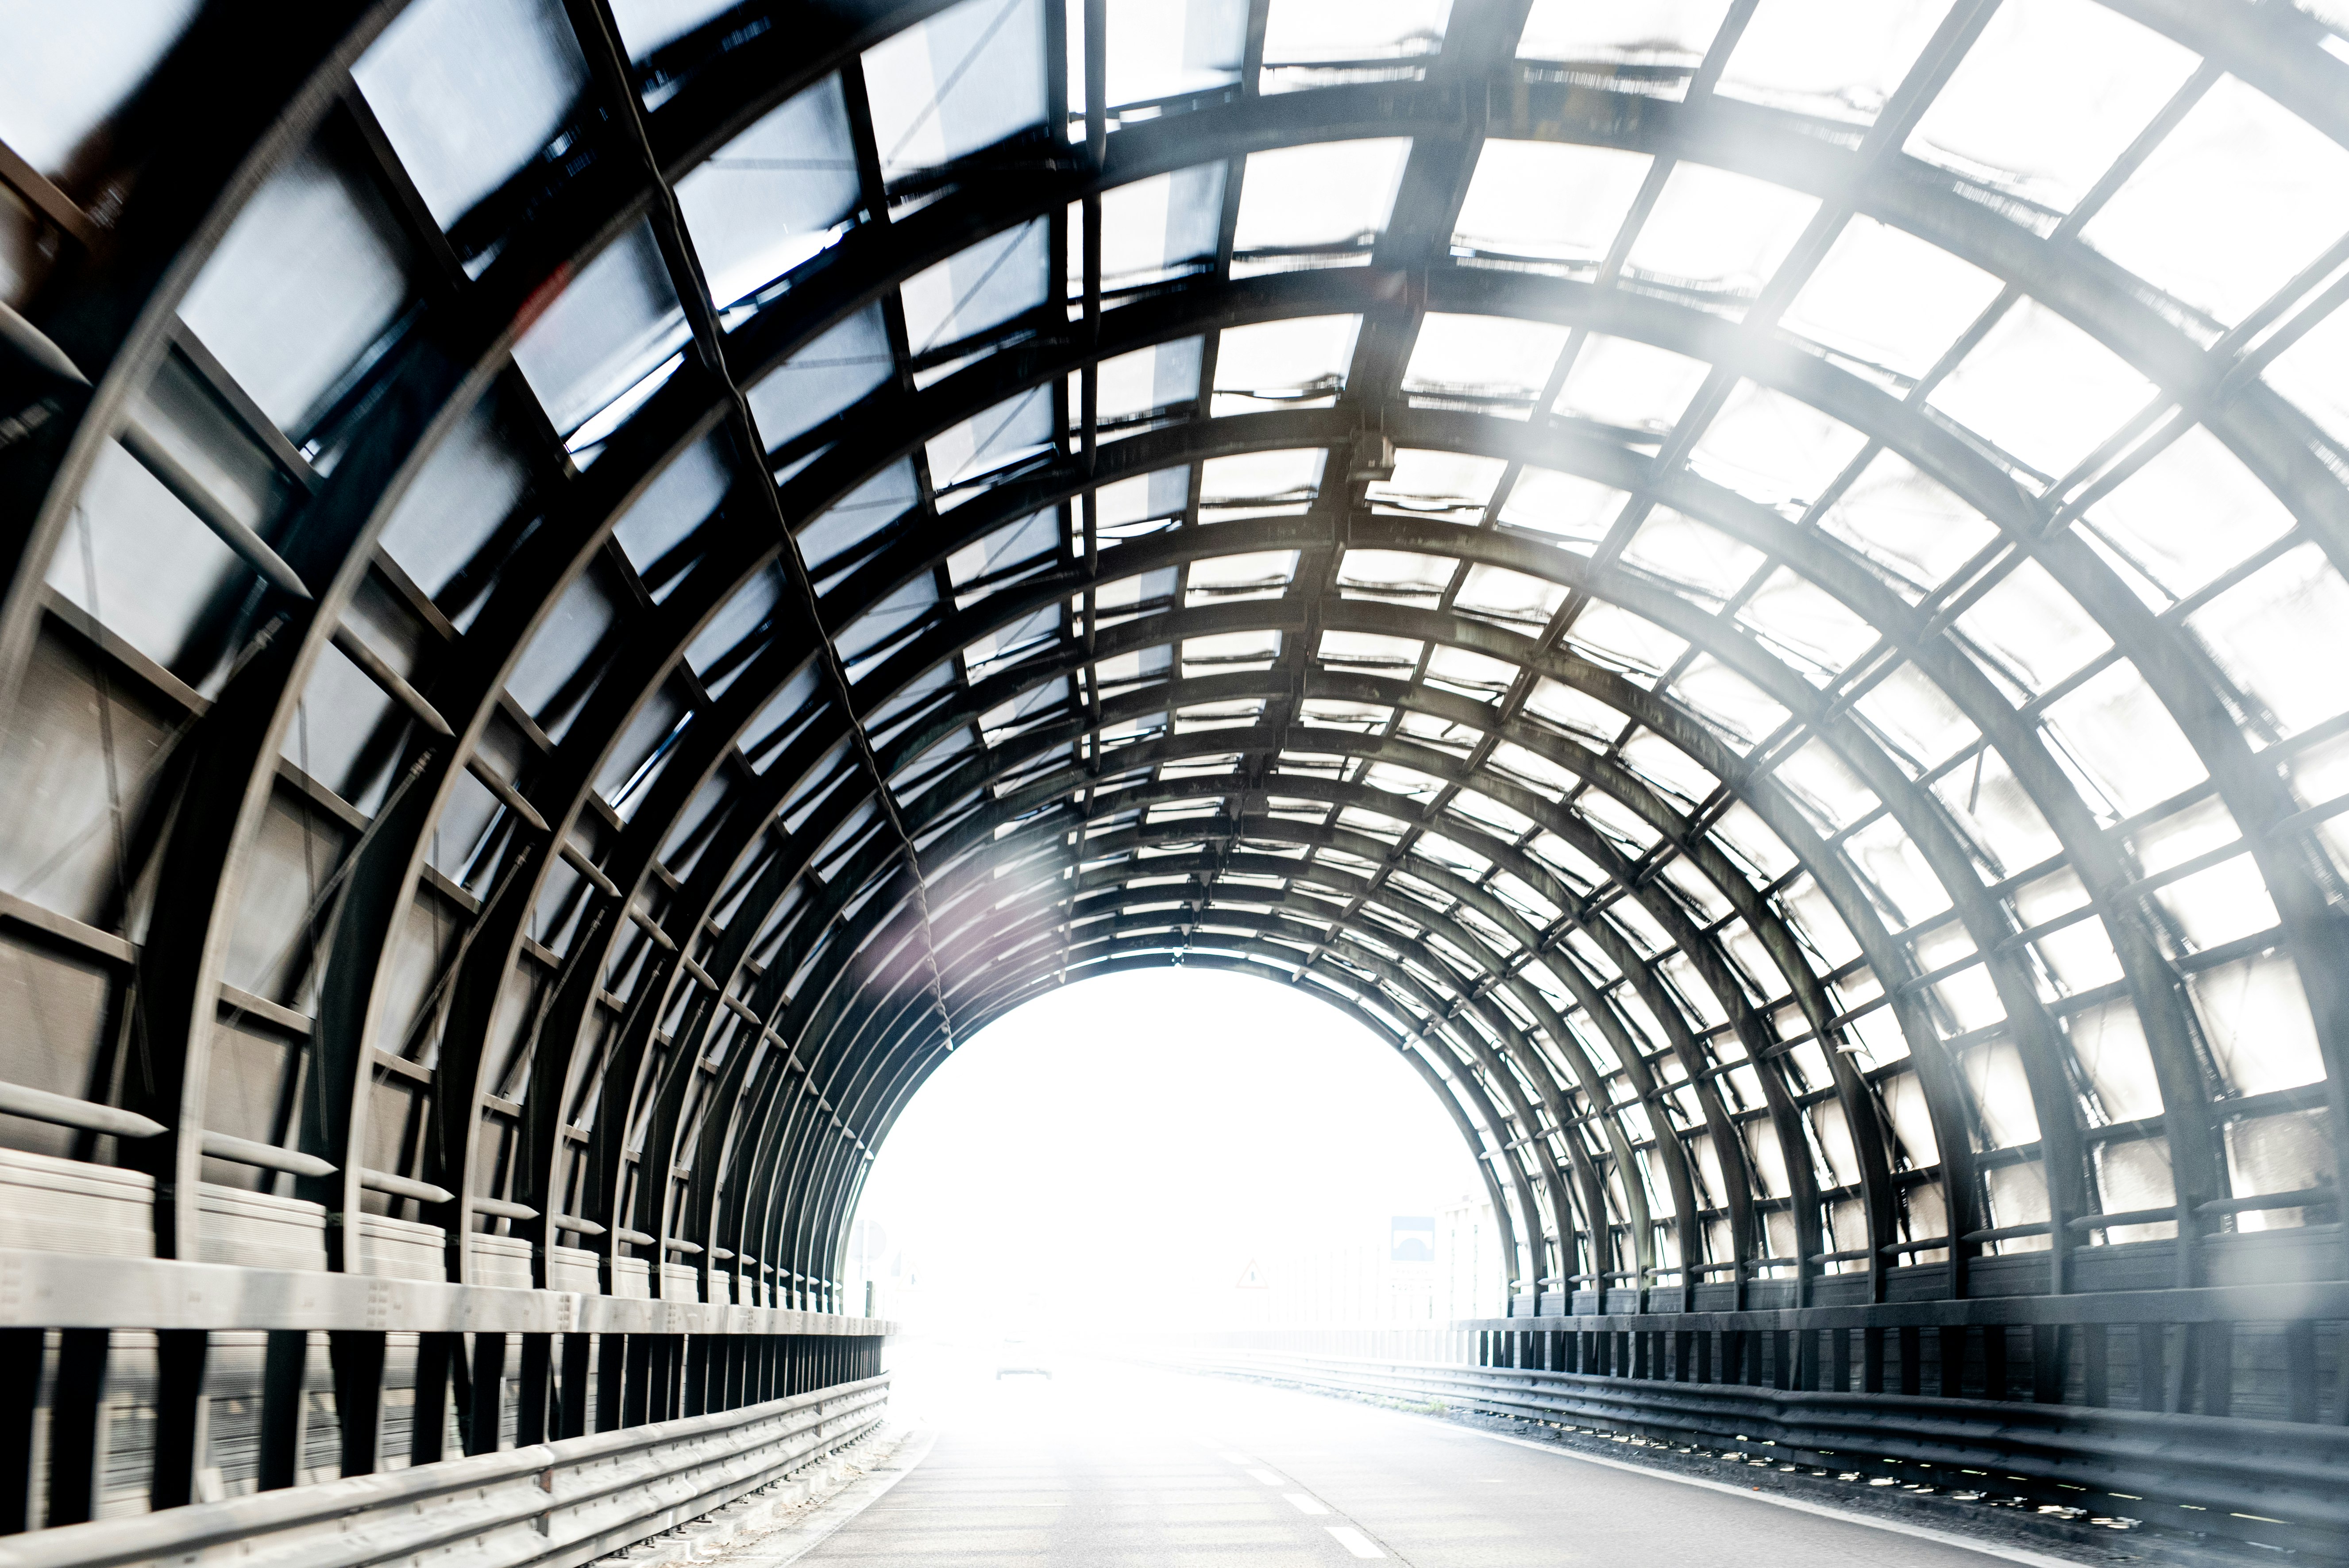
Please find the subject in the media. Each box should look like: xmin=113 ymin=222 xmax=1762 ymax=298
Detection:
xmin=903 ymin=220 xmax=1051 ymax=363
xmin=678 ymin=75 xmax=861 ymax=309
xmin=798 ymin=459 xmax=917 ymax=574
xmin=612 ymin=435 xmax=731 ymax=577
xmin=2187 ymin=544 xmax=2349 ymax=738
xmin=513 ymin=221 xmax=689 ymax=441
xmin=1212 ymin=316 xmax=1359 ymax=412
xmin=2083 ymin=425 xmax=2296 ymax=604
xmin=1403 ymin=313 xmax=1571 ymax=415
xmin=176 ymin=146 xmax=410 ymax=435
xmin=1095 ymin=337 xmax=1203 ymax=424
xmin=0 ymin=0 xmax=201 ymax=177
xmin=1366 ymin=450 xmax=1507 ymax=518
xmin=1516 ymin=0 xmax=1732 ymax=70
xmin=1452 ymin=140 xmax=1651 ymax=263
xmin=1232 ymin=139 xmax=1415 ymax=260
xmin=1926 ymin=298 xmax=2159 ymax=483
xmin=1260 ymin=0 xmax=1451 ymax=90
xmin=2083 ymin=73 xmax=2349 ymax=327
xmin=2260 ymin=294 xmax=2349 ymax=448
xmin=1621 ymin=509 xmax=1766 ymax=606
xmin=1955 ymin=558 xmax=2111 ymax=698
xmin=2040 ymin=658 xmax=2207 ymax=817
xmin=1817 ymin=450 xmax=1997 ymax=597
xmin=928 ymin=385 xmax=1056 ymax=501
xmin=1778 ymin=217 xmax=2005 ymax=384
xmin=609 ymin=0 xmax=735 ymax=58
xmin=1902 ymin=0 xmax=2201 ymax=215
xmin=1200 ymin=448 xmax=1325 ymax=516
xmin=351 ymin=0 xmax=586 ymax=232
xmin=1715 ymin=0 xmax=1951 ymax=125
xmin=1687 ymin=380 xmax=1870 ymax=514
xmin=1622 ymin=162 xmax=1821 ymax=309
xmin=1553 ymin=334 xmax=1710 ymax=435
xmin=1097 ymin=0 xmax=1247 ymax=110
xmin=748 ymin=303 xmax=895 ymax=452
xmin=863 ymin=0 xmax=1047 ymax=185
xmin=1083 ymin=166 xmax=1227 ymax=292
xmin=1499 ymin=466 xmax=1628 ymax=547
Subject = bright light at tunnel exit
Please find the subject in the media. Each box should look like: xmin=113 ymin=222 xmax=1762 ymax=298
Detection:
xmin=846 ymin=968 xmax=1492 ymax=1333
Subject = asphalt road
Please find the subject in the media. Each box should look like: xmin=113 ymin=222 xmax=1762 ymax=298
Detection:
xmin=788 ymin=1348 xmax=2025 ymax=1567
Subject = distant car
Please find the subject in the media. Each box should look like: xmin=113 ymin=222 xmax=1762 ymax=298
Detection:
xmin=995 ymin=1337 xmax=1053 ymax=1379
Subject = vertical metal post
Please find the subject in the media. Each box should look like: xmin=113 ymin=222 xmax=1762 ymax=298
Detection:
xmin=413 ymin=1332 xmax=453 ymax=1464
xmin=1937 ymin=1325 xmax=1967 ymax=1398
xmin=560 ymin=1333 xmax=593 ymax=1437
xmin=150 ymin=1329 xmax=208 ymax=1509
xmin=2283 ymin=1320 xmax=2317 ymax=1423
xmin=328 ymin=1329 xmax=385 ymax=1476
xmin=1862 ymin=1326 xmax=1885 ymax=1394
xmin=1983 ymin=1324 xmax=2009 ymax=1400
xmin=2032 ymin=1325 xmax=2066 ymax=1404
xmin=622 ymin=1333 xmax=651 ymax=1428
xmin=2138 ymin=1323 xmax=2166 ymax=1411
xmin=467 ymin=1332 xmax=506 ymax=1455
xmin=1898 ymin=1326 xmax=1922 ymax=1395
xmin=257 ymin=1329 xmax=308 ymax=1491
xmin=598 ymin=1333 xmax=627 ymax=1432
xmin=517 ymin=1333 xmax=551 ymax=1445
xmin=2199 ymin=1322 xmax=2231 ymax=1416
xmin=47 ymin=1330 xmax=109 ymax=1525
xmin=0 ymin=1329 xmax=41 ymax=1533
xmin=2082 ymin=1324 xmax=2109 ymax=1408
xmin=684 ymin=1334 xmax=708 ymax=1416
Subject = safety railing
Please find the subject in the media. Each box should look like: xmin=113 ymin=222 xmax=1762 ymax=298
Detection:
xmin=1175 ymin=1347 xmax=2349 ymax=1562
xmin=0 ymin=1373 xmax=889 ymax=1568
xmin=0 ymin=1248 xmax=891 ymax=1530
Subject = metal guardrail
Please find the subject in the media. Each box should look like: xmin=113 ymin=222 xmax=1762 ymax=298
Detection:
xmin=1179 ymin=1350 xmax=2349 ymax=1562
xmin=0 ymin=1374 xmax=890 ymax=1568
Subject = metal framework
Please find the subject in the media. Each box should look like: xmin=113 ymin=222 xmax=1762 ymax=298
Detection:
xmin=3 ymin=0 xmax=2349 ymax=1520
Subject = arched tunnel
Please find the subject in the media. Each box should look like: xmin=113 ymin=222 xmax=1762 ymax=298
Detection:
xmin=0 ymin=0 xmax=2346 ymax=1561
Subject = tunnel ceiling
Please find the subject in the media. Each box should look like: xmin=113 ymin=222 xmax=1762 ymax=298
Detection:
xmin=3 ymin=0 xmax=2348 ymax=1309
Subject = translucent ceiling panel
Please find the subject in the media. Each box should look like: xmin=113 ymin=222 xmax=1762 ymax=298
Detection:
xmin=1554 ymin=333 xmax=1710 ymax=434
xmin=2083 ymin=74 xmax=2349 ymax=327
xmin=1902 ymin=0 xmax=2199 ymax=215
xmin=177 ymin=146 xmax=410 ymax=436
xmin=1716 ymin=0 xmax=1950 ymax=124
xmin=798 ymin=459 xmax=917 ymax=575
xmin=1499 ymin=466 xmax=1628 ymax=547
xmin=747 ymin=303 xmax=895 ymax=454
xmin=926 ymin=385 xmax=1054 ymax=501
xmin=512 ymin=221 xmax=689 ymax=443
xmin=0 ymin=0 xmax=201 ymax=176
xmin=1260 ymin=0 xmax=1451 ymax=91
xmin=902 ymin=220 xmax=1049 ymax=362
xmin=1094 ymin=337 xmax=1203 ymax=424
xmin=1688 ymin=381 xmax=1869 ymax=516
xmin=1622 ymin=162 xmax=1819 ymax=308
xmin=612 ymin=435 xmax=732 ymax=577
xmin=2082 ymin=425 xmax=2295 ymax=605
xmin=352 ymin=0 xmax=586 ymax=232
xmin=1200 ymin=449 xmax=1324 ymax=517
xmin=1077 ymin=166 xmax=1227 ymax=293
xmin=1817 ymin=450 xmax=1996 ymax=597
xmin=1232 ymin=139 xmax=1413 ymax=266
xmin=1452 ymin=140 xmax=1650 ymax=263
xmin=1211 ymin=315 xmax=1360 ymax=412
xmin=677 ymin=75 xmax=860 ymax=310
xmin=375 ymin=391 xmax=532 ymax=595
xmin=1099 ymin=0 xmax=1249 ymax=111
xmin=1516 ymin=0 xmax=1733 ymax=73
xmin=864 ymin=0 xmax=1047 ymax=186
xmin=1925 ymin=299 xmax=2157 ymax=483
xmin=609 ymin=0 xmax=737 ymax=59
xmin=2263 ymin=298 xmax=2349 ymax=448
xmin=1402 ymin=313 xmax=1570 ymax=415
xmin=1366 ymin=451 xmax=1508 ymax=519
xmin=1779 ymin=216 xmax=2003 ymax=383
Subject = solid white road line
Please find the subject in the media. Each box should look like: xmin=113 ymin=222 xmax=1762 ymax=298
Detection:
xmin=1284 ymin=1492 xmax=1330 ymax=1515
xmin=1325 ymin=1525 xmax=1386 ymax=1558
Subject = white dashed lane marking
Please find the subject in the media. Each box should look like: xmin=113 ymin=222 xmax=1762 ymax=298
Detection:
xmin=1283 ymin=1493 xmax=1329 ymax=1515
xmin=1326 ymin=1525 xmax=1386 ymax=1558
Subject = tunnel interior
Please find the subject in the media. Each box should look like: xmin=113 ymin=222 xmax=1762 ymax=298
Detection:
xmin=0 ymin=0 xmax=2347 ymax=1541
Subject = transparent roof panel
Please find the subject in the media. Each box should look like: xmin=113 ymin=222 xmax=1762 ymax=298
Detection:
xmin=1778 ymin=216 xmax=2004 ymax=383
xmin=863 ymin=0 xmax=1048 ymax=185
xmin=1232 ymin=139 xmax=1415 ymax=258
xmin=0 ymin=0 xmax=201 ymax=176
xmin=1096 ymin=0 xmax=1248 ymax=110
xmin=1211 ymin=315 xmax=1360 ymax=412
xmin=1516 ymin=0 xmax=1732 ymax=69
xmin=1500 ymin=466 xmax=1629 ymax=547
xmin=1926 ymin=299 xmax=2158 ymax=483
xmin=1403 ymin=313 xmax=1570 ymax=413
xmin=1622 ymin=162 xmax=1820 ymax=306
xmin=679 ymin=74 xmax=860 ymax=309
xmin=2083 ymin=73 xmax=2349 ymax=326
xmin=748 ymin=304 xmax=895 ymax=453
xmin=1452 ymin=140 xmax=1650 ymax=262
xmin=902 ymin=220 xmax=1050 ymax=360
xmin=352 ymin=0 xmax=586 ymax=232
xmin=1902 ymin=0 xmax=2201 ymax=215
xmin=1554 ymin=335 xmax=1710 ymax=434
xmin=1080 ymin=166 xmax=1227 ymax=292
xmin=1715 ymin=0 xmax=1951 ymax=124
xmin=513 ymin=221 xmax=689 ymax=442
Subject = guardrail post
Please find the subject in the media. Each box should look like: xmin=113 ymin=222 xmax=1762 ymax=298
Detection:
xmin=2283 ymin=1320 xmax=2318 ymax=1423
xmin=467 ymin=1332 xmax=507 ymax=1455
xmin=2138 ymin=1322 xmax=2165 ymax=1410
xmin=1936 ymin=1326 xmax=1966 ymax=1398
xmin=599 ymin=1333 xmax=626 ymax=1431
xmin=2082 ymin=1324 xmax=2108 ymax=1406
xmin=560 ymin=1332 xmax=593 ymax=1437
xmin=48 ymin=1328 xmax=110 ymax=1524
xmin=517 ymin=1333 xmax=552 ymax=1445
xmin=1860 ymin=1326 xmax=1882 ymax=1393
xmin=328 ymin=1329 xmax=384 ymax=1475
xmin=2199 ymin=1322 xmax=2232 ymax=1416
xmin=150 ymin=1329 xmax=208 ymax=1509
xmin=256 ymin=1329 xmax=307 ymax=1491
xmin=1897 ymin=1326 xmax=1920 ymax=1395
xmin=684 ymin=1334 xmax=709 ymax=1416
xmin=1828 ymin=1327 xmax=1849 ymax=1392
xmin=1983 ymin=1325 xmax=2009 ymax=1400
xmin=413 ymin=1332 xmax=454 ymax=1463
xmin=623 ymin=1334 xmax=652 ymax=1426
xmin=0 ymin=1329 xmax=39 ymax=1533
xmin=2031 ymin=1325 xmax=2065 ymax=1404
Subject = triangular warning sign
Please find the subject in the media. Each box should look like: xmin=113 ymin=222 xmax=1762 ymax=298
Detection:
xmin=1235 ymin=1258 xmax=1268 ymax=1289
